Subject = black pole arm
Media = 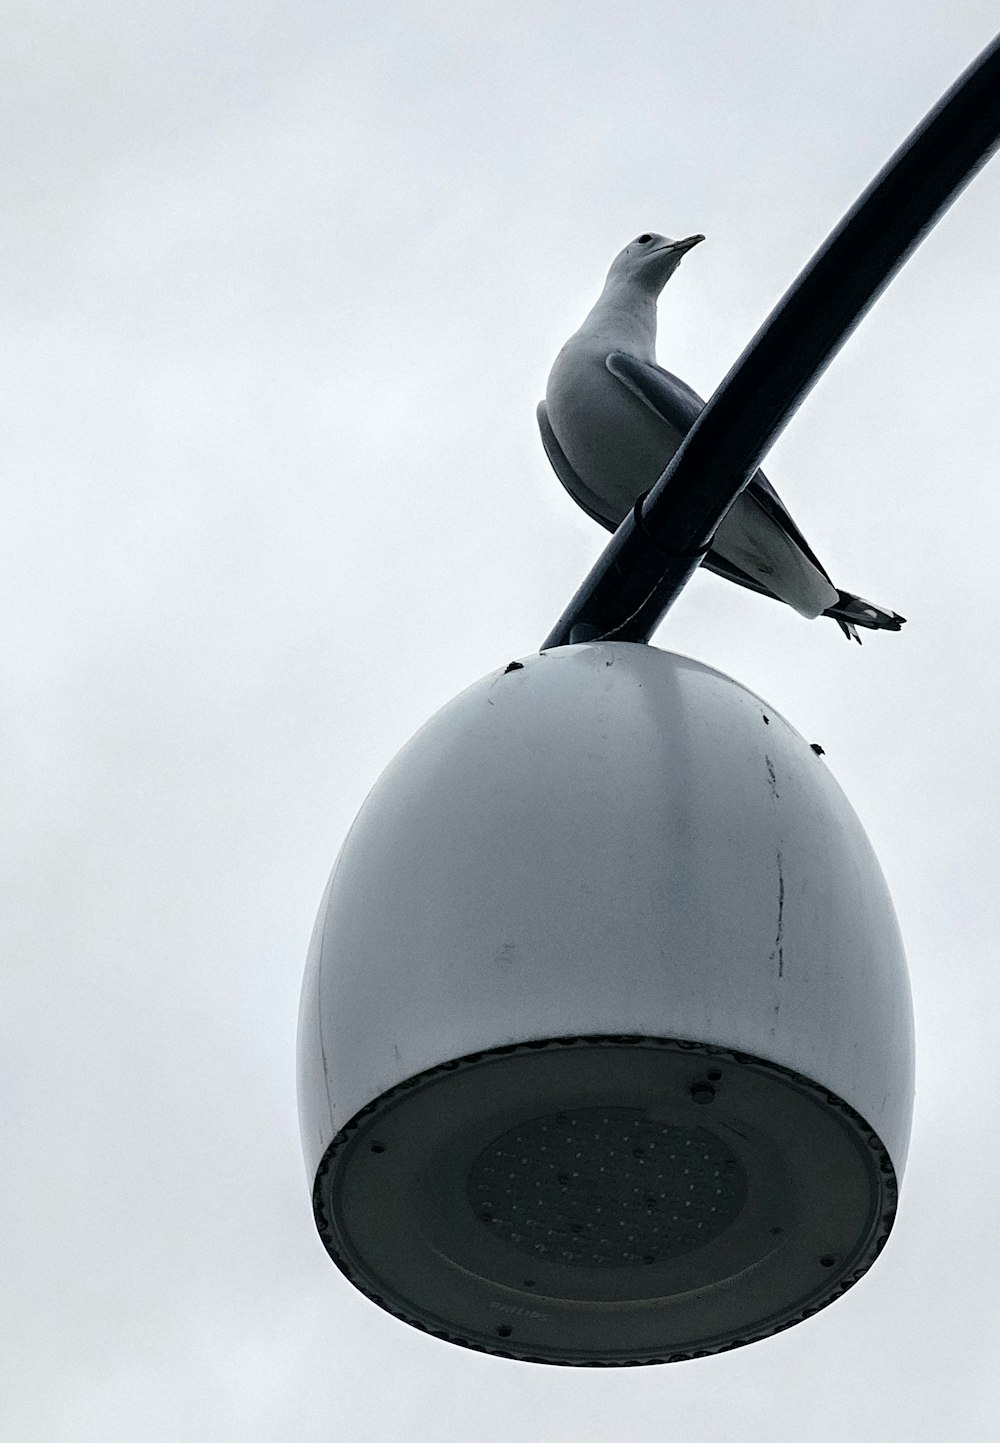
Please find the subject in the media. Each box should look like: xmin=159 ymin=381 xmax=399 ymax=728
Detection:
xmin=543 ymin=31 xmax=1000 ymax=650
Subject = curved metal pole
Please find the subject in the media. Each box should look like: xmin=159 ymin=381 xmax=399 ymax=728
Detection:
xmin=543 ymin=31 xmax=1000 ymax=649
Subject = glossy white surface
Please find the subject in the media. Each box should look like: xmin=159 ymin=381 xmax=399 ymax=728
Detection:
xmin=298 ymin=643 xmax=914 ymax=1184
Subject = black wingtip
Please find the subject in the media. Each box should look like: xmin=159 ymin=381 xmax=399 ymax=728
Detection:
xmin=827 ymin=591 xmax=905 ymax=635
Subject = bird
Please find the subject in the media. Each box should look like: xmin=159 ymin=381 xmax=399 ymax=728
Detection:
xmin=538 ymin=232 xmax=904 ymax=640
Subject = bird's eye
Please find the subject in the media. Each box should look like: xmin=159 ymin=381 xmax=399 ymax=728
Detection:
xmin=636 ymin=234 xmax=652 ymax=244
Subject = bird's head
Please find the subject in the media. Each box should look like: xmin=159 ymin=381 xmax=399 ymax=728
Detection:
xmin=605 ymin=232 xmax=705 ymax=294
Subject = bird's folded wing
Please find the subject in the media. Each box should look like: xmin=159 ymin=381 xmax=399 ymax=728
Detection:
xmin=605 ymin=351 xmax=706 ymax=431
xmin=740 ymin=472 xmax=833 ymax=582
xmin=605 ymin=352 xmax=834 ymax=584
xmin=538 ymin=356 xmax=820 ymax=597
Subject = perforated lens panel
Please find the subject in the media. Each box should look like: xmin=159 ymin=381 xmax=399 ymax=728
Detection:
xmin=468 ymin=1109 xmax=748 ymax=1266
xmin=312 ymin=1038 xmax=898 ymax=1366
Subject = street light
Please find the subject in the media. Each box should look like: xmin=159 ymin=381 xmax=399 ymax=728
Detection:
xmin=298 ymin=32 xmax=1000 ymax=1365
xmin=299 ymin=644 xmax=912 ymax=1364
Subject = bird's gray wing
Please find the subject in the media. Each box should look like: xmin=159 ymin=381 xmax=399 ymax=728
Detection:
xmin=538 ymin=386 xmax=779 ymax=601
xmin=539 ymin=353 xmax=811 ymax=596
xmin=536 ymin=400 xmax=625 ymax=531
xmin=605 ymin=355 xmax=909 ymax=636
xmin=605 ymin=351 xmax=706 ymax=432
xmin=604 ymin=351 xmax=835 ymax=585
xmin=539 ymin=353 xmax=901 ymax=639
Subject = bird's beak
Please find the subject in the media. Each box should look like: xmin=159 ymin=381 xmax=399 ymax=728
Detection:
xmin=672 ymin=234 xmax=705 ymax=253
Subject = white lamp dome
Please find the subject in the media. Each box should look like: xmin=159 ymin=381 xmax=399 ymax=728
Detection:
xmin=298 ymin=643 xmax=914 ymax=1365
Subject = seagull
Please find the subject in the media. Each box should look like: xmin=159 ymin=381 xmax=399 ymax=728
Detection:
xmin=538 ymin=232 xmax=904 ymax=640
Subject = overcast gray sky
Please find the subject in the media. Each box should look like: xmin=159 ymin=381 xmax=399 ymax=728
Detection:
xmin=4 ymin=2 xmax=1000 ymax=1438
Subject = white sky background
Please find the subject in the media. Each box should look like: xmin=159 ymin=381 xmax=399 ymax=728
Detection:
xmin=3 ymin=1 xmax=1000 ymax=1437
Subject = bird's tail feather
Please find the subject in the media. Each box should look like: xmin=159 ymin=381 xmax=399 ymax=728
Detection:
xmin=825 ymin=591 xmax=905 ymax=644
